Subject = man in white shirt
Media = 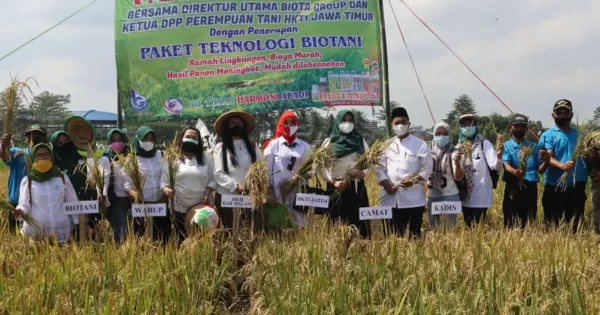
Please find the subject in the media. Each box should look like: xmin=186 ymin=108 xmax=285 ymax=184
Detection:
xmin=377 ymin=107 xmax=433 ymax=238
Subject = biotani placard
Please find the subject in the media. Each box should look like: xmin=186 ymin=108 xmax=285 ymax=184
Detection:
xmin=115 ymin=0 xmax=384 ymax=121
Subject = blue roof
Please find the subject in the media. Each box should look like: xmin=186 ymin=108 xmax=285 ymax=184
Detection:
xmin=71 ymin=110 xmax=118 ymax=123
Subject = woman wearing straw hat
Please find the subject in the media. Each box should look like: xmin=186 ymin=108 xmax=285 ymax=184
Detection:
xmin=124 ymin=126 xmax=170 ymax=244
xmin=94 ymin=129 xmax=130 ymax=244
xmin=51 ymin=131 xmax=100 ymax=238
xmin=264 ymin=111 xmax=311 ymax=227
xmin=322 ymin=110 xmax=371 ymax=238
xmin=161 ymin=126 xmax=216 ymax=244
xmin=213 ymin=111 xmax=264 ymax=232
xmin=12 ymin=143 xmax=79 ymax=244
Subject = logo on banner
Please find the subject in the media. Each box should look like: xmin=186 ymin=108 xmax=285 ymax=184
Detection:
xmin=163 ymin=98 xmax=184 ymax=115
xmin=130 ymin=89 xmax=148 ymax=111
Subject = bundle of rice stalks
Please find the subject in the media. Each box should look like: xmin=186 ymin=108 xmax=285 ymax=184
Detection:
xmin=162 ymin=133 xmax=179 ymax=214
xmin=556 ymin=129 xmax=598 ymax=191
xmin=120 ymin=151 xmax=146 ymax=204
xmin=394 ymin=165 xmax=430 ymax=190
xmin=518 ymin=144 xmax=535 ymax=189
xmin=460 ymin=139 xmax=473 ymax=161
xmin=278 ymin=146 xmax=334 ymax=201
xmin=0 ymin=197 xmax=40 ymax=230
xmin=74 ymin=145 xmax=106 ymax=214
xmin=337 ymin=137 xmax=394 ymax=193
xmin=243 ymin=160 xmax=269 ymax=209
xmin=2 ymin=74 xmax=37 ymax=135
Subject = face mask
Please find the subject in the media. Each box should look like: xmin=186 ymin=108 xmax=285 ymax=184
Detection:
xmin=339 ymin=122 xmax=354 ymax=134
xmin=57 ymin=142 xmax=74 ymax=150
xmin=285 ymin=126 xmax=298 ymax=136
xmin=110 ymin=141 xmax=125 ymax=153
xmin=393 ymin=124 xmax=409 ymax=137
xmin=461 ymin=126 xmax=477 ymax=138
xmin=230 ymin=126 xmax=245 ymax=137
xmin=512 ymin=130 xmax=526 ymax=140
xmin=33 ymin=160 xmax=53 ymax=173
xmin=139 ymin=140 xmax=154 ymax=152
xmin=181 ymin=138 xmax=199 ymax=152
xmin=555 ymin=118 xmax=571 ymax=127
xmin=434 ymin=136 xmax=450 ymax=148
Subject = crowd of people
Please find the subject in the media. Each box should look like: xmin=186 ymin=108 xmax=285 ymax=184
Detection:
xmin=0 ymin=98 xmax=598 ymax=245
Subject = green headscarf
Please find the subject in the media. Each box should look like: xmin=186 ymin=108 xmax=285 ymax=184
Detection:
xmin=329 ymin=110 xmax=365 ymax=158
xmin=132 ymin=126 xmax=157 ymax=158
xmin=50 ymin=131 xmax=87 ymax=191
xmin=103 ymin=128 xmax=129 ymax=161
xmin=29 ymin=143 xmax=63 ymax=182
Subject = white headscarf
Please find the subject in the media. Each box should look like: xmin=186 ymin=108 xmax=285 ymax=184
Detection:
xmin=430 ymin=122 xmax=452 ymax=189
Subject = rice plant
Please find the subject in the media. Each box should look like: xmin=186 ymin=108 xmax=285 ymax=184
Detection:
xmin=2 ymin=74 xmax=37 ymax=135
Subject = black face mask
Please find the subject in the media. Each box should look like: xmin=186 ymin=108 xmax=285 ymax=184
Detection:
xmin=57 ymin=142 xmax=75 ymax=151
xmin=512 ymin=130 xmax=526 ymax=140
xmin=181 ymin=141 xmax=197 ymax=152
xmin=555 ymin=118 xmax=571 ymax=127
xmin=230 ymin=126 xmax=245 ymax=137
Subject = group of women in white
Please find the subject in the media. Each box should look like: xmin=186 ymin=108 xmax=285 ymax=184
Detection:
xmin=11 ymin=106 xmax=508 ymax=244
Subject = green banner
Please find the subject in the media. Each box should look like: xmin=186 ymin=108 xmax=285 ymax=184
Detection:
xmin=115 ymin=0 xmax=384 ymax=122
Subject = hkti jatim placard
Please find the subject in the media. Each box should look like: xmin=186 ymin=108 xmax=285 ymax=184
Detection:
xmin=115 ymin=0 xmax=384 ymax=121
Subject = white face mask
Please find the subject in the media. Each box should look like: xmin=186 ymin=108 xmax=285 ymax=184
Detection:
xmin=339 ymin=122 xmax=354 ymax=134
xmin=393 ymin=124 xmax=409 ymax=137
xmin=289 ymin=126 xmax=298 ymax=136
xmin=139 ymin=140 xmax=154 ymax=151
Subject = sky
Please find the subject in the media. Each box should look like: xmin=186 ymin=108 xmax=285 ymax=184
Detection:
xmin=1 ymin=0 xmax=598 ymax=129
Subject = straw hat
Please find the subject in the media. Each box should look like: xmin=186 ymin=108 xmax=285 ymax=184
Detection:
xmin=184 ymin=203 xmax=221 ymax=235
xmin=458 ymin=114 xmax=476 ymax=124
xmin=214 ymin=110 xmax=255 ymax=137
xmin=65 ymin=116 xmax=95 ymax=150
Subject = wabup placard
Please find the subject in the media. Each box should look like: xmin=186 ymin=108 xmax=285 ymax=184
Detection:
xmin=115 ymin=0 xmax=384 ymax=122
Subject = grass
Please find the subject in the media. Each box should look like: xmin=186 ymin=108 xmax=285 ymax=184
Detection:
xmin=1 ymin=168 xmax=600 ymax=313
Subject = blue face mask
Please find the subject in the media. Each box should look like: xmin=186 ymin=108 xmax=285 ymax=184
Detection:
xmin=461 ymin=126 xmax=477 ymax=138
xmin=434 ymin=136 xmax=450 ymax=148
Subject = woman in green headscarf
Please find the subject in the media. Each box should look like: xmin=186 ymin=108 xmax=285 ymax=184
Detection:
xmin=321 ymin=110 xmax=371 ymax=238
xmin=12 ymin=143 xmax=79 ymax=243
xmin=51 ymin=131 xmax=100 ymax=234
xmin=123 ymin=126 xmax=170 ymax=244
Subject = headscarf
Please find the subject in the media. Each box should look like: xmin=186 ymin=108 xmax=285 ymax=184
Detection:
xmin=103 ymin=128 xmax=129 ymax=161
xmin=50 ymin=131 xmax=87 ymax=191
xmin=276 ymin=111 xmax=298 ymax=144
xmin=329 ymin=110 xmax=365 ymax=158
xmin=29 ymin=143 xmax=63 ymax=182
xmin=132 ymin=126 xmax=157 ymax=158
xmin=430 ymin=123 xmax=452 ymax=189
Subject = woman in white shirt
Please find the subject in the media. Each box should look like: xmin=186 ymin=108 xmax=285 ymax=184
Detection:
xmin=212 ymin=111 xmax=263 ymax=233
xmin=376 ymin=107 xmax=433 ymax=238
xmin=265 ymin=111 xmax=311 ymax=227
xmin=456 ymin=114 xmax=503 ymax=227
xmin=323 ymin=110 xmax=371 ymax=238
xmin=162 ymin=126 xmax=216 ymax=244
xmin=12 ymin=143 xmax=79 ymax=244
xmin=124 ymin=126 xmax=169 ymax=244
xmin=95 ymin=128 xmax=130 ymax=244
xmin=427 ymin=122 xmax=464 ymax=230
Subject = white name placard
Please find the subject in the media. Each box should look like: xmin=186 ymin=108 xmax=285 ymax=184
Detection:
xmin=63 ymin=201 xmax=100 ymax=215
xmin=359 ymin=207 xmax=393 ymax=220
xmin=295 ymin=193 xmax=329 ymax=208
xmin=431 ymin=201 xmax=462 ymax=215
xmin=132 ymin=203 xmax=167 ymax=217
xmin=221 ymin=195 xmax=253 ymax=209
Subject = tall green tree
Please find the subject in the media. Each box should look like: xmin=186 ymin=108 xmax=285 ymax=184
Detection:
xmin=444 ymin=94 xmax=477 ymax=127
xmin=29 ymin=91 xmax=71 ymax=131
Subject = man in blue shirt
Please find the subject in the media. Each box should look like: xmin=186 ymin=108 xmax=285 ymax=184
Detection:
xmin=0 ymin=125 xmax=48 ymax=231
xmin=502 ymin=114 xmax=548 ymax=229
xmin=538 ymin=99 xmax=588 ymax=232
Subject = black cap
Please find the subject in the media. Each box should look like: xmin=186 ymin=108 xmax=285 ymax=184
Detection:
xmin=24 ymin=125 xmax=47 ymax=137
xmin=510 ymin=114 xmax=528 ymax=125
xmin=391 ymin=107 xmax=409 ymax=121
xmin=553 ymin=99 xmax=573 ymax=112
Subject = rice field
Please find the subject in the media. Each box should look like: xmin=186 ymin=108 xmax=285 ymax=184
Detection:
xmin=1 ymin=168 xmax=599 ymax=314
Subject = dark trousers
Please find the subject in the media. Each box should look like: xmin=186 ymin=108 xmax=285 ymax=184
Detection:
xmin=502 ymin=180 xmax=538 ymax=229
xmin=542 ymin=183 xmax=586 ymax=232
xmin=107 ymin=197 xmax=131 ymax=244
xmin=174 ymin=211 xmax=187 ymax=244
xmin=463 ymin=207 xmax=488 ymax=227
xmin=6 ymin=202 xmax=19 ymax=232
xmin=326 ymin=180 xmax=371 ymax=239
xmin=134 ymin=202 xmax=172 ymax=245
xmin=77 ymin=189 xmax=101 ymax=230
xmin=385 ymin=207 xmax=424 ymax=239
xmin=214 ymin=193 xmax=265 ymax=234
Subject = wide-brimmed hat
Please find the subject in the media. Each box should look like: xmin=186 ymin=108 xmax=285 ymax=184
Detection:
xmin=185 ymin=203 xmax=221 ymax=235
xmin=214 ymin=110 xmax=255 ymax=137
xmin=65 ymin=116 xmax=95 ymax=151
xmin=458 ymin=114 xmax=476 ymax=124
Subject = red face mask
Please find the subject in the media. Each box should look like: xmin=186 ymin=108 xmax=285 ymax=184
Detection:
xmin=276 ymin=112 xmax=299 ymax=144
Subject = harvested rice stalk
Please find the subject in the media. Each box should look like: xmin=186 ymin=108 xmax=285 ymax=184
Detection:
xmin=0 ymin=197 xmax=41 ymax=230
xmin=243 ymin=159 xmax=269 ymax=209
xmin=556 ymin=128 xmax=596 ymax=191
xmin=278 ymin=146 xmax=334 ymax=201
xmin=518 ymin=144 xmax=535 ymax=189
xmin=2 ymin=74 xmax=37 ymax=135
xmin=120 ymin=151 xmax=146 ymax=204
xmin=460 ymin=139 xmax=473 ymax=161
xmin=162 ymin=133 xmax=179 ymax=214
xmin=336 ymin=137 xmax=394 ymax=193
xmin=395 ymin=165 xmax=430 ymax=190
xmin=74 ymin=145 xmax=106 ymax=214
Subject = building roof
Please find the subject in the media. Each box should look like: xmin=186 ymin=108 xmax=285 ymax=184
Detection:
xmin=71 ymin=110 xmax=118 ymax=123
